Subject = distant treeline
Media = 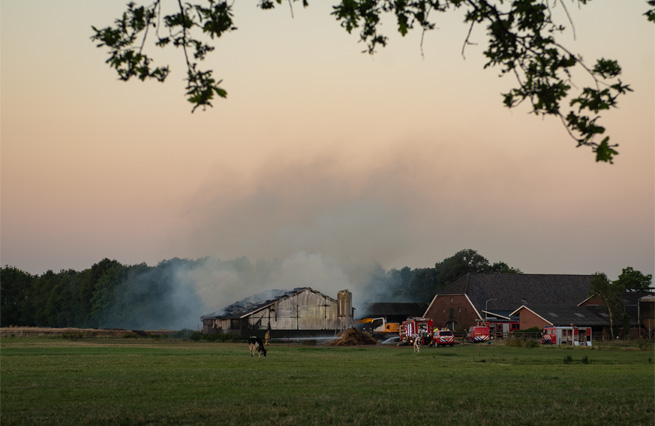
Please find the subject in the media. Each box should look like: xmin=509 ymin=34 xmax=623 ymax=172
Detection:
xmin=0 ymin=249 xmax=520 ymax=329
xmin=362 ymin=248 xmax=521 ymax=303
xmin=0 ymin=258 xmax=206 ymax=329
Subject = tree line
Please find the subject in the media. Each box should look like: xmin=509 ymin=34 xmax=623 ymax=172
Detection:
xmin=363 ymin=248 xmax=522 ymax=303
xmin=1 ymin=249 xmax=651 ymax=329
xmin=0 ymin=258 xmax=203 ymax=329
xmin=0 ymin=249 xmax=517 ymax=328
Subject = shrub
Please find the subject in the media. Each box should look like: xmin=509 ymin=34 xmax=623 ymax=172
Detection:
xmin=524 ymin=339 xmax=539 ymax=348
xmin=187 ymin=331 xmax=245 ymax=342
xmin=504 ymin=337 xmax=539 ymax=348
xmin=61 ymin=332 xmax=85 ymax=340
xmin=173 ymin=329 xmax=195 ymax=339
xmin=504 ymin=338 xmax=524 ymax=347
xmin=637 ymin=339 xmax=654 ymax=351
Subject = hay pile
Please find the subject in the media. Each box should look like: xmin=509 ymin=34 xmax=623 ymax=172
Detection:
xmin=328 ymin=328 xmax=377 ymax=346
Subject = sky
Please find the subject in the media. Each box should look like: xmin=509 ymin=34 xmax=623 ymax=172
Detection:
xmin=1 ymin=1 xmax=653 ymax=306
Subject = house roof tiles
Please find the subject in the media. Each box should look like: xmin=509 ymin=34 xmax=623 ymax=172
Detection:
xmin=437 ymin=273 xmax=592 ymax=312
xmin=510 ymin=304 xmax=610 ymax=327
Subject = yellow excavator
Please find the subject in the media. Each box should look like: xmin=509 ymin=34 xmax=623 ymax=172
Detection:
xmin=355 ymin=317 xmax=400 ymax=336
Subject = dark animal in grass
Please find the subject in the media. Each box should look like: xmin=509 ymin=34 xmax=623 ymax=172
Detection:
xmin=249 ymin=336 xmax=267 ymax=357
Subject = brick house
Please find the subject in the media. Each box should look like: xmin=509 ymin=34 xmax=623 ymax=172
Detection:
xmin=509 ymin=304 xmax=609 ymax=331
xmin=423 ymin=273 xmax=592 ymax=332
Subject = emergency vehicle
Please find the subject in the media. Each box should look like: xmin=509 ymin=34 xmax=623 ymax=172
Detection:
xmin=432 ymin=329 xmax=455 ymax=347
xmin=400 ymin=317 xmax=433 ymax=346
xmin=483 ymin=319 xmax=520 ymax=339
xmin=466 ymin=325 xmax=490 ymax=343
xmin=542 ymin=326 xmax=592 ymax=346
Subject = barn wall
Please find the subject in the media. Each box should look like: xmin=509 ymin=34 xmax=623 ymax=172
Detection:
xmin=424 ymin=295 xmax=479 ymax=331
xmin=245 ymin=289 xmax=339 ymax=331
xmin=202 ymin=318 xmax=233 ymax=334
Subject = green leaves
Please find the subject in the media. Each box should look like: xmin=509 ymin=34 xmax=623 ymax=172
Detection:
xmin=91 ymin=2 xmax=169 ymax=83
xmin=332 ymin=0 xmax=388 ymax=54
xmin=92 ymin=1 xmax=653 ymax=162
xmin=328 ymin=0 xmax=648 ymax=163
xmin=646 ymin=0 xmax=655 ymax=22
xmin=92 ymin=0 xmax=236 ymax=112
xmin=185 ymin=67 xmax=227 ymax=112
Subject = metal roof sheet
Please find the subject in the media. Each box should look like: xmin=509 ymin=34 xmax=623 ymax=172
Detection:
xmin=201 ymin=287 xmax=317 ymax=320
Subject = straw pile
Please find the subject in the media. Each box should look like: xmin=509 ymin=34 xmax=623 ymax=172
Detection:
xmin=328 ymin=327 xmax=377 ymax=346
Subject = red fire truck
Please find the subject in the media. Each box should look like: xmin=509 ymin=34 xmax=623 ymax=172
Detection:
xmin=466 ymin=319 xmax=520 ymax=342
xmin=466 ymin=325 xmax=490 ymax=343
xmin=542 ymin=326 xmax=592 ymax=346
xmin=399 ymin=317 xmax=434 ymax=346
xmin=432 ymin=329 xmax=455 ymax=347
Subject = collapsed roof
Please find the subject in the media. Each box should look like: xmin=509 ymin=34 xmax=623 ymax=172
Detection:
xmin=201 ymin=287 xmax=337 ymax=320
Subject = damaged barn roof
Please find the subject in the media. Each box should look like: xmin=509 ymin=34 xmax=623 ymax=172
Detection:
xmin=201 ymin=287 xmax=330 ymax=320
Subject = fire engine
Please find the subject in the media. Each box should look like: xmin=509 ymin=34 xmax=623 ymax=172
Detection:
xmin=466 ymin=325 xmax=490 ymax=343
xmin=466 ymin=319 xmax=520 ymax=342
xmin=542 ymin=326 xmax=592 ymax=346
xmin=400 ymin=317 xmax=434 ymax=346
xmin=432 ymin=329 xmax=455 ymax=347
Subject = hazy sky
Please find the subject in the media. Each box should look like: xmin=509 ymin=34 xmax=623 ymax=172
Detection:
xmin=2 ymin=1 xmax=653 ymax=288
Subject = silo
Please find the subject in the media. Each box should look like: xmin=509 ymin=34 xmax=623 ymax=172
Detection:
xmin=638 ymin=295 xmax=655 ymax=338
xmin=337 ymin=289 xmax=353 ymax=330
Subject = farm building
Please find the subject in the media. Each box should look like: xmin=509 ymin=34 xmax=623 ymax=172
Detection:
xmin=354 ymin=302 xmax=427 ymax=335
xmin=578 ymin=291 xmax=655 ymax=338
xmin=423 ymin=273 xmax=592 ymax=332
xmin=509 ymin=304 xmax=609 ymax=333
xmin=356 ymin=302 xmax=428 ymax=324
xmin=201 ymin=287 xmax=353 ymax=338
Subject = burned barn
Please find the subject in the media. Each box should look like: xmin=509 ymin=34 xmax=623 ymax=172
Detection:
xmin=201 ymin=287 xmax=353 ymax=338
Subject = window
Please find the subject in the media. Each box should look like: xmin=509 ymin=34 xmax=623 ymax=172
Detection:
xmin=574 ymin=313 xmax=585 ymax=318
xmin=549 ymin=312 xmax=559 ymax=317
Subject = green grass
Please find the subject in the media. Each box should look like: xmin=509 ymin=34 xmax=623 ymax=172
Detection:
xmin=1 ymin=338 xmax=653 ymax=425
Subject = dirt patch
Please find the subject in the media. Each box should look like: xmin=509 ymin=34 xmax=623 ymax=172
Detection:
xmin=327 ymin=328 xmax=377 ymax=346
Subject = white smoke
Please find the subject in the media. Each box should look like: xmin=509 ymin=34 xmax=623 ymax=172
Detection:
xmin=180 ymin=253 xmax=379 ymax=317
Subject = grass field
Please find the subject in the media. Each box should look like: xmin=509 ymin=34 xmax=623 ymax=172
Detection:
xmin=1 ymin=336 xmax=653 ymax=425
